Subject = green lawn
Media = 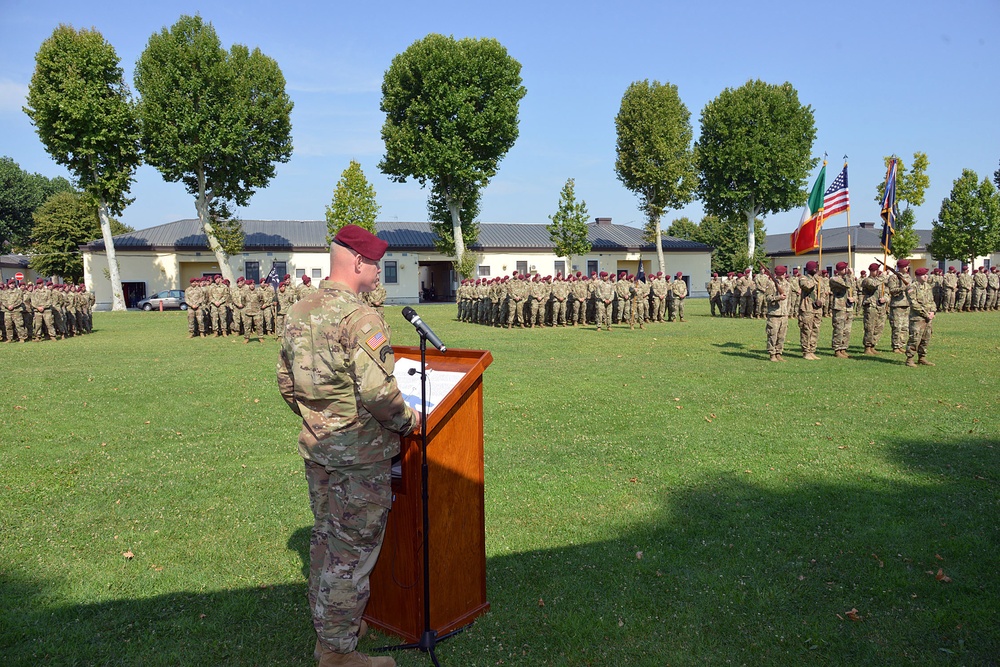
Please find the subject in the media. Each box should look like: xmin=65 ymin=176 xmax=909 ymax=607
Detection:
xmin=2 ymin=302 xmax=998 ymax=666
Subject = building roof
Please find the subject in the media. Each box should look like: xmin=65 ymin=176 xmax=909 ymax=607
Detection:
xmin=83 ymin=219 xmax=713 ymax=254
xmin=766 ymin=222 xmax=933 ymax=257
xmin=1 ymin=254 xmax=30 ymax=269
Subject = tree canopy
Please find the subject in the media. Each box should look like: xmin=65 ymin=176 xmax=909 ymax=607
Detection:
xmin=664 ymin=216 xmax=700 ymax=242
xmin=696 ymin=79 xmax=816 ymax=259
xmin=927 ymin=169 xmax=1000 ymax=266
xmin=135 ymin=14 xmax=293 ymax=281
xmin=547 ymin=178 xmax=591 ymax=270
xmin=28 ymin=190 xmax=132 ymax=283
xmin=0 ymin=156 xmax=73 ymax=253
xmin=24 ymin=24 xmax=140 ymax=310
xmin=380 ymin=33 xmax=525 ymax=274
xmin=325 ymin=161 xmax=380 ymax=244
xmin=614 ymin=80 xmax=696 ymax=274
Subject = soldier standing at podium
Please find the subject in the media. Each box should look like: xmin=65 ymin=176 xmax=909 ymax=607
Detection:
xmin=278 ymin=224 xmax=420 ymax=667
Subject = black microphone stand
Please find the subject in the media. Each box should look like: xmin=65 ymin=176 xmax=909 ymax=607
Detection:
xmin=377 ymin=329 xmax=463 ymax=666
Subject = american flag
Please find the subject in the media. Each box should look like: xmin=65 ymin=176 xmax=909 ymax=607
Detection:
xmin=822 ymin=165 xmax=850 ymax=220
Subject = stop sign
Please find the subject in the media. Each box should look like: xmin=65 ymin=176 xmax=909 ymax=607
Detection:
xmin=14 ymin=272 xmax=24 ymax=281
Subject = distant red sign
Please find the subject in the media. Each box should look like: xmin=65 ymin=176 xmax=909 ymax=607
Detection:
xmin=14 ymin=272 xmax=24 ymax=281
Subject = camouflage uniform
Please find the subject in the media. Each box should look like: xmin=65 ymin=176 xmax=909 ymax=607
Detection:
xmin=706 ymin=276 xmax=722 ymax=316
xmin=186 ymin=280 xmax=205 ymax=336
xmin=528 ymin=278 xmax=547 ymax=327
xmin=670 ymin=275 xmax=688 ymax=321
xmin=505 ymin=276 xmax=527 ymax=328
xmin=275 ymin=283 xmax=297 ymax=338
xmin=886 ymin=270 xmax=911 ymax=352
xmin=31 ymin=283 xmax=57 ymax=340
xmin=906 ymin=274 xmax=935 ymax=365
xmin=651 ymin=275 xmax=668 ymax=321
xmin=764 ymin=273 xmax=790 ymax=359
xmin=797 ymin=271 xmax=823 ymax=359
xmin=614 ymin=276 xmax=632 ymax=323
xmin=260 ymin=281 xmax=277 ymax=334
xmin=861 ymin=271 xmax=888 ymax=352
xmin=753 ymin=272 xmax=770 ymax=318
xmin=955 ymin=269 xmax=972 ymax=311
xmin=277 ymin=279 xmax=417 ymax=655
xmin=829 ymin=267 xmax=856 ymax=357
xmin=242 ymin=283 xmax=264 ymax=341
xmin=943 ymin=270 xmax=958 ymax=311
xmin=569 ymin=278 xmax=588 ymax=325
xmin=633 ymin=278 xmax=649 ymax=326
xmin=550 ymin=278 xmax=570 ymax=326
xmin=972 ymin=268 xmax=988 ymax=310
xmin=593 ymin=276 xmax=614 ymax=330
xmin=209 ymin=278 xmax=229 ymax=336
xmin=3 ymin=285 xmax=29 ymax=342
xmin=987 ymin=269 xmax=999 ymax=310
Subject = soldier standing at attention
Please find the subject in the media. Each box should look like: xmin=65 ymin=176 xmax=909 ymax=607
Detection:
xmin=955 ymin=266 xmax=973 ymax=312
xmin=788 ymin=267 xmax=802 ymax=317
xmin=260 ymin=277 xmax=277 ymax=335
xmin=594 ymin=271 xmax=614 ymax=331
xmin=798 ymin=261 xmax=823 ymax=360
xmin=943 ymin=266 xmax=958 ymax=312
xmin=633 ymin=274 xmax=649 ymax=327
xmin=551 ymin=275 xmax=569 ymax=326
xmin=886 ymin=259 xmax=912 ymax=353
xmin=861 ymin=262 xmax=888 ymax=355
xmin=706 ymin=273 xmax=722 ymax=316
xmin=972 ymin=266 xmax=988 ymax=311
xmin=186 ymin=277 xmax=204 ymax=338
xmin=278 ymin=224 xmax=418 ymax=667
xmin=905 ymin=267 xmax=936 ymax=367
xmin=829 ymin=261 xmax=857 ymax=358
xmin=987 ymin=267 xmax=999 ymax=311
xmin=671 ymin=271 xmax=688 ymax=322
xmin=275 ymin=281 xmax=297 ymax=338
xmin=753 ymin=268 xmax=769 ymax=319
xmin=764 ymin=265 xmax=790 ymax=361
xmin=242 ymin=280 xmax=264 ymax=343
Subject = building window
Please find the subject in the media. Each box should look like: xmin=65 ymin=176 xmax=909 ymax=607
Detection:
xmin=478 ymin=265 xmax=490 ymax=277
xmin=554 ymin=260 xmax=565 ymax=276
xmin=516 ymin=261 xmax=527 ymax=275
xmin=296 ymin=268 xmax=305 ymax=279
xmin=587 ymin=260 xmax=598 ymax=276
xmin=312 ymin=268 xmax=322 ymax=280
xmin=245 ymin=261 xmax=260 ymax=283
xmin=272 ymin=261 xmax=287 ymax=279
xmin=383 ymin=260 xmax=398 ymax=284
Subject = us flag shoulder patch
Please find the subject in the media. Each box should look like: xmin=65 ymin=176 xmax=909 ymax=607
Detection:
xmin=365 ymin=330 xmax=387 ymax=350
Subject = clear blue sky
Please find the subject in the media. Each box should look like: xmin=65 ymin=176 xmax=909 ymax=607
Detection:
xmin=2 ymin=0 xmax=998 ymax=239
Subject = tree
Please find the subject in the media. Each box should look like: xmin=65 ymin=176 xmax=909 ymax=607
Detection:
xmin=28 ymin=190 xmax=132 ymax=282
xmin=0 ymin=156 xmax=73 ymax=253
xmin=24 ymin=25 xmax=141 ymax=310
xmin=697 ymin=214 xmax=767 ymax=274
xmin=614 ymin=80 xmax=697 ymax=275
xmin=874 ymin=152 xmax=930 ymax=259
xmin=696 ymin=79 xmax=817 ymax=259
xmin=325 ymin=160 xmax=380 ymax=244
xmin=380 ymin=33 xmax=526 ymax=275
xmin=135 ymin=14 xmax=293 ymax=283
xmin=426 ymin=180 xmax=482 ymax=279
xmin=547 ymin=178 xmax=591 ymax=272
xmin=927 ymin=169 xmax=1000 ymax=267
xmin=664 ymin=216 xmax=700 ymax=241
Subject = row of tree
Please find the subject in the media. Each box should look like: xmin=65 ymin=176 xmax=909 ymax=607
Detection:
xmin=23 ymin=17 xmax=293 ymax=309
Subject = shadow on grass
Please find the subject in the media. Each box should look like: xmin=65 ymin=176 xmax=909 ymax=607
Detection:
xmin=4 ymin=436 xmax=998 ymax=666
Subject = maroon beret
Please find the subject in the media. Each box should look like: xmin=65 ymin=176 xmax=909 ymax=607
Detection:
xmin=869 ymin=262 xmax=880 ymax=272
xmin=333 ymin=224 xmax=388 ymax=261
xmin=283 ymin=273 xmax=291 ymax=280
xmin=915 ymin=267 xmax=929 ymax=276
xmin=599 ymin=271 xmax=608 ymax=278
xmin=774 ymin=265 xmax=787 ymax=276
xmin=237 ymin=276 xmax=245 ymax=283
xmin=302 ymin=276 xmax=311 ymax=284
xmin=675 ymin=271 xmax=683 ymax=278
xmin=805 ymin=261 xmax=819 ymax=272
xmin=223 ymin=279 xmax=230 ymax=285
xmin=836 ymin=261 xmax=848 ymax=271
xmin=36 ymin=278 xmax=44 ymax=284
xmin=897 ymin=259 xmax=910 ymax=269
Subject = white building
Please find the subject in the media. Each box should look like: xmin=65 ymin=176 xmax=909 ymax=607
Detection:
xmin=81 ymin=217 xmax=714 ymax=309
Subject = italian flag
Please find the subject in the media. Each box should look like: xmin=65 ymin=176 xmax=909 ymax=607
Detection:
xmin=790 ymin=164 xmax=827 ymax=255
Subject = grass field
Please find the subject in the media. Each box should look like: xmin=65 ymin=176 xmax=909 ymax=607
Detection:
xmin=1 ymin=301 xmax=998 ymax=666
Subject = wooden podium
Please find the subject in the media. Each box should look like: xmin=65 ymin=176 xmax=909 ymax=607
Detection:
xmin=364 ymin=346 xmax=493 ymax=643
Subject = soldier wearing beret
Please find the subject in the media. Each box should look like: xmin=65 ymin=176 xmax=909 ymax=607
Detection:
xmin=906 ymin=267 xmax=936 ymax=367
xmin=593 ymin=271 xmax=614 ymax=330
xmin=764 ymin=265 xmax=790 ymax=361
xmin=829 ymin=261 xmax=857 ymax=358
xmin=861 ymin=262 xmax=888 ymax=354
xmin=670 ymin=271 xmax=688 ymax=322
xmin=886 ymin=259 xmax=912 ymax=353
xmin=278 ymin=224 xmax=419 ymax=667
xmin=798 ymin=260 xmax=823 ymax=360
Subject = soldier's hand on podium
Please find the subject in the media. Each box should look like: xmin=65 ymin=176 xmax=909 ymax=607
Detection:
xmin=410 ymin=409 xmax=423 ymax=436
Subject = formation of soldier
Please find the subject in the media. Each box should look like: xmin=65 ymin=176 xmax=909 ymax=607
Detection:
xmin=759 ymin=257 xmax=953 ymax=366
xmin=455 ymin=270 xmax=690 ymax=330
xmin=1 ymin=279 xmax=94 ymax=342
xmin=183 ymin=273 xmax=388 ymax=342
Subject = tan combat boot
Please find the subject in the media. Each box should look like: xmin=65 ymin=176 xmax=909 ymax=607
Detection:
xmin=905 ymin=358 xmax=917 ymax=367
xmin=918 ymin=358 xmax=936 ymax=366
xmin=316 ymin=647 xmax=395 ymax=667
xmin=314 ymin=623 xmax=368 ymax=660
xmin=864 ymin=346 xmax=876 ymax=355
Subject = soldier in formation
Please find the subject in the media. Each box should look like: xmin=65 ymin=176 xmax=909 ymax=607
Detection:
xmin=1 ymin=279 xmax=93 ymax=342
xmin=186 ymin=273 xmax=310 ymax=339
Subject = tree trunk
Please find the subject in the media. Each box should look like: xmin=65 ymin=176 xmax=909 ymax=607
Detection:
xmin=653 ymin=214 xmax=665 ymax=275
xmin=196 ymin=171 xmax=234 ymax=283
xmin=746 ymin=208 xmax=756 ymax=260
xmin=448 ymin=197 xmax=466 ymax=271
xmin=98 ymin=200 xmax=127 ymax=312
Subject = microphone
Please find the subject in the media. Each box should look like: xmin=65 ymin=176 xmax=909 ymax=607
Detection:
xmin=401 ymin=307 xmax=447 ymax=353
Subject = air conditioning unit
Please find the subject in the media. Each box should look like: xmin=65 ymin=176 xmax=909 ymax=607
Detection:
xmin=529 ymin=264 xmax=536 ymax=272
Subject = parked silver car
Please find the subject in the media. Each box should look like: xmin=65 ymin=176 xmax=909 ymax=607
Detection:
xmin=137 ymin=290 xmax=187 ymax=311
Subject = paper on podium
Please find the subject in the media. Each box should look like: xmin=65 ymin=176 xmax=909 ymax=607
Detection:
xmin=394 ymin=357 xmax=465 ymax=414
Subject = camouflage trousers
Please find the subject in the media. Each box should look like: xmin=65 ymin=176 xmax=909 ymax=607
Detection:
xmin=33 ymin=308 xmax=57 ymax=339
xmin=3 ymin=308 xmax=28 ymax=341
xmin=765 ymin=315 xmax=788 ymax=355
xmin=570 ymin=298 xmax=585 ymax=324
xmin=987 ymin=288 xmax=999 ymax=310
xmin=506 ymin=299 xmax=524 ymax=327
xmin=552 ymin=299 xmax=567 ymax=325
xmin=888 ymin=306 xmax=909 ymax=350
xmin=944 ymin=289 xmax=956 ymax=311
xmin=954 ymin=288 xmax=970 ymax=311
xmin=188 ymin=306 xmax=204 ymax=335
xmin=305 ymin=459 xmax=392 ymax=654
xmin=862 ymin=304 xmax=887 ymax=348
xmin=972 ymin=287 xmax=987 ymax=310
xmin=243 ymin=312 xmax=263 ymax=339
xmin=709 ymin=294 xmax=723 ymax=316
xmin=595 ymin=301 xmax=612 ymax=329
xmin=634 ymin=297 xmax=648 ymax=323
xmin=263 ymin=306 xmax=275 ymax=334
xmin=674 ymin=298 xmax=685 ymax=321
xmin=798 ymin=310 xmax=821 ymax=355
xmin=210 ymin=304 xmax=226 ymax=334
xmin=831 ymin=309 xmax=853 ymax=352
xmin=654 ymin=297 xmax=666 ymax=321
xmin=528 ymin=298 xmax=544 ymax=326
xmin=906 ymin=317 xmax=933 ymax=361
